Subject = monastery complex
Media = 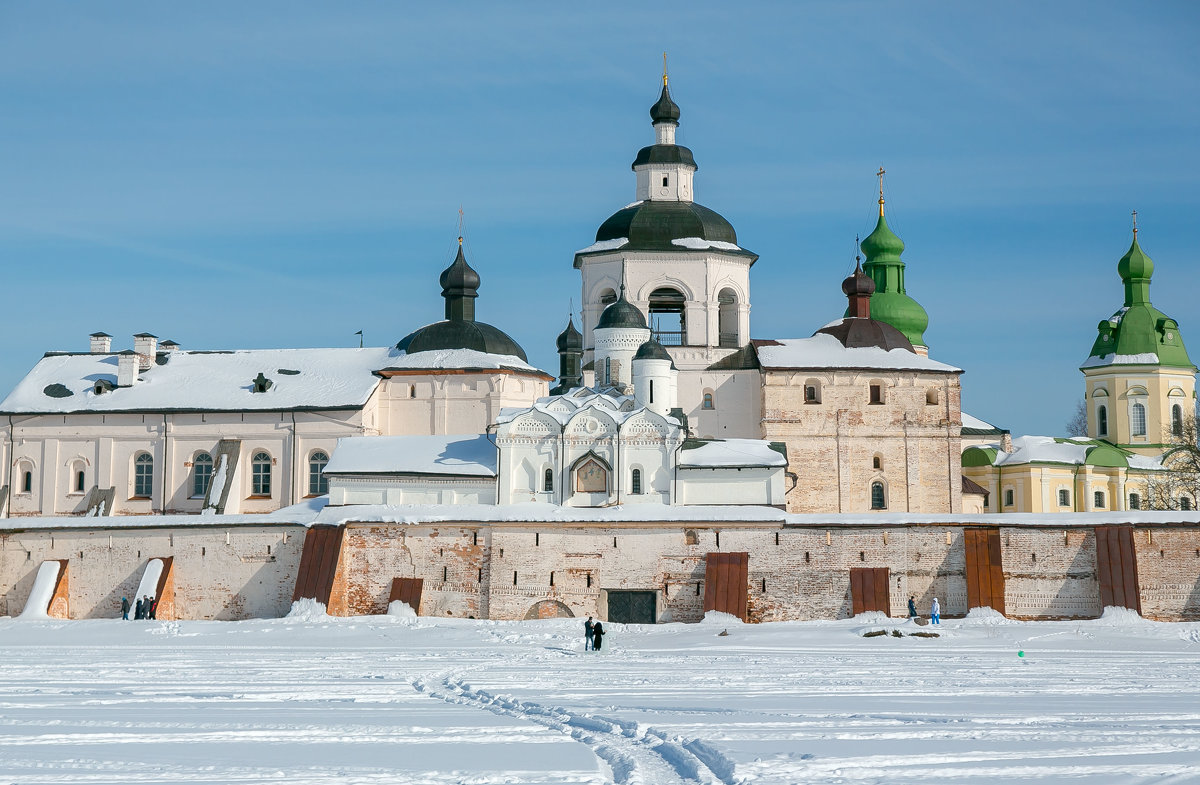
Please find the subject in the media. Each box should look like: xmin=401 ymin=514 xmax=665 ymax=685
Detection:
xmin=2 ymin=77 xmax=1197 ymax=625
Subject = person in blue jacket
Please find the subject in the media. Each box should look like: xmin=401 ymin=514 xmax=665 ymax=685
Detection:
xmin=931 ymin=597 xmax=941 ymax=625
xmin=907 ymin=596 xmax=917 ymax=619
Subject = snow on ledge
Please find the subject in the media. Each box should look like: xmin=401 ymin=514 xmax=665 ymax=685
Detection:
xmin=384 ymin=348 xmax=541 ymax=374
xmin=671 ymin=237 xmax=742 ymax=251
xmin=324 ymin=434 xmax=497 ymax=477
xmin=1080 ymin=352 xmax=1161 ymax=368
xmin=576 ymin=237 xmax=629 ymax=255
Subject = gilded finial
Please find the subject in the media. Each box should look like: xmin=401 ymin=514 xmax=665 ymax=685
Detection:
xmin=663 ymin=52 xmax=668 ymax=86
xmin=1132 ymin=209 xmax=1138 ymax=236
xmin=457 ymin=205 xmax=465 ymax=243
xmin=876 ymin=167 xmax=886 ymax=217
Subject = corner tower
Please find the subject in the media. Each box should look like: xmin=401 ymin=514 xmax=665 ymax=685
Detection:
xmin=1081 ymin=218 xmax=1196 ymax=454
xmin=572 ymin=70 xmax=762 ymax=438
xmin=854 ymin=171 xmax=930 ymax=355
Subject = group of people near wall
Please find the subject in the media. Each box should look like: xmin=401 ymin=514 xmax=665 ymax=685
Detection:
xmin=583 ymin=616 xmax=605 ymax=651
xmin=908 ymin=595 xmax=941 ymax=625
xmin=120 ymin=595 xmax=159 ymax=620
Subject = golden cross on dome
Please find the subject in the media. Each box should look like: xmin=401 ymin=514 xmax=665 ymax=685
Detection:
xmin=877 ymin=166 xmax=886 ymax=216
xmin=663 ymin=52 xmax=668 ymax=86
xmin=1132 ymin=209 xmax=1138 ymax=236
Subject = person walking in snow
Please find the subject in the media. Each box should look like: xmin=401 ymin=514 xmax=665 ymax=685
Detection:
xmin=907 ymin=596 xmax=917 ymax=619
xmin=134 ymin=597 xmax=144 ymax=620
xmin=121 ymin=596 xmax=130 ymax=621
xmin=584 ymin=616 xmax=594 ymax=651
xmin=931 ymin=597 xmax=941 ymax=625
xmin=148 ymin=596 xmax=157 ymax=620
xmin=592 ymin=621 xmax=605 ymax=652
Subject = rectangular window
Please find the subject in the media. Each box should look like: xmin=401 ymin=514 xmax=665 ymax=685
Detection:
xmin=1129 ymin=493 xmax=1140 ymax=510
xmin=661 ymin=175 xmax=669 ymax=187
xmin=1058 ymin=489 xmax=1070 ymax=507
xmin=1004 ymin=489 xmax=1014 ymax=507
xmin=1094 ymin=491 xmax=1106 ymax=509
xmin=869 ymin=384 xmax=883 ymax=405
xmin=805 ymin=386 xmax=817 ymax=403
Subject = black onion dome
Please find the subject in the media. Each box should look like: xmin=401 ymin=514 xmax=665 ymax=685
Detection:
xmin=597 ymin=289 xmax=648 ymax=330
xmin=816 ymin=318 xmax=914 ymax=353
xmin=396 ymin=320 xmax=528 ymax=362
xmin=842 ymin=262 xmax=876 ymax=297
xmin=555 ymin=317 xmax=583 ymax=352
xmin=439 ymin=244 xmax=480 ymax=296
xmin=632 ymin=144 xmax=697 ymax=169
xmin=650 ymin=84 xmax=680 ymax=125
xmin=634 ymin=338 xmax=672 ymax=362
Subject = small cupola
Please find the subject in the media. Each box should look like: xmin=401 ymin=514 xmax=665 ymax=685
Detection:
xmin=842 ymin=258 xmax=876 ymax=319
xmin=596 ymin=286 xmax=648 ymax=330
xmin=650 ymin=82 xmax=680 ymax=126
xmin=439 ymin=237 xmax=481 ymax=321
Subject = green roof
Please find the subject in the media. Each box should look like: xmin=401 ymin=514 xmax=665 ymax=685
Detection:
xmin=1082 ymin=234 xmax=1194 ymax=371
xmin=851 ymin=211 xmax=929 ymax=347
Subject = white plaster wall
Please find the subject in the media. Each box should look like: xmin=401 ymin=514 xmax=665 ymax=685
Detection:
xmin=377 ymin=372 xmax=548 ymax=437
xmin=677 ymin=467 xmax=785 ymax=506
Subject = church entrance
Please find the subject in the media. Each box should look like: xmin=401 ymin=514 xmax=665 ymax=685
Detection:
xmin=964 ymin=527 xmax=1006 ymax=615
xmin=606 ymin=590 xmax=657 ymax=624
xmin=1094 ymin=525 xmax=1141 ymax=613
xmin=849 ymin=567 xmax=891 ymax=615
xmin=703 ymin=552 xmax=749 ymax=621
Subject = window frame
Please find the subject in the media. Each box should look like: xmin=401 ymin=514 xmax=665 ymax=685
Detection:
xmin=192 ymin=453 xmax=214 ymax=499
xmin=631 ymin=468 xmax=642 ymax=495
xmin=308 ymin=451 xmax=330 ymax=496
xmin=543 ymin=468 xmax=554 ymax=494
xmin=1130 ymin=401 xmax=1147 ymax=437
xmin=132 ymin=452 xmax=154 ymax=499
xmin=702 ymin=392 xmax=714 ymax=410
xmin=1093 ymin=490 xmax=1105 ymax=509
xmin=870 ymin=481 xmax=886 ymax=510
xmin=251 ymin=451 xmax=273 ymax=498
xmin=1058 ymin=489 xmax=1070 ymax=507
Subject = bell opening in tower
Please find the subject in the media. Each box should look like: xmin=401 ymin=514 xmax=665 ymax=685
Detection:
xmin=649 ymin=287 xmax=686 ymax=346
xmin=718 ymin=288 xmax=739 ymax=347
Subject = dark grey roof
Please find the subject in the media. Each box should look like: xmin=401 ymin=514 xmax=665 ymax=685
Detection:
xmin=555 ymin=317 xmax=583 ymax=353
xmin=632 ymin=144 xmax=696 ymax=169
xmin=650 ymin=84 xmax=681 ymax=125
xmin=576 ymin=200 xmax=757 ymax=266
xmin=633 ymin=338 xmax=674 ymax=364
xmin=815 ymin=318 xmax=915 ymax=353
xmin=439 ymin=244 xmax=480 ymax=297
xmin=596 ymin=290 xmax=648 ymax=330
xmin=396 ymin=320 xmax=528 ymax=361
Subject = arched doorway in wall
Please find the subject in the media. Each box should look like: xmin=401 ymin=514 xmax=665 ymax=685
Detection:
xmin=718 ymin=288 xmax=739 ymax=347
xmin=649 ymin=287 xmax=686 ymax=346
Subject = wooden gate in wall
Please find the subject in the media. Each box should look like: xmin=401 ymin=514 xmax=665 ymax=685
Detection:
xmin=849 ymin=567 xmax=891 ymax=615
xmin=964 ymin=527 xmax=1006 ymax=615
xmin=703 ymin=552 xmax=749 ymax=621
xmin=389 ymin=578 xmax=424 ymax=615
xmin=1094 ymin=525 xmax=1141 ymax=613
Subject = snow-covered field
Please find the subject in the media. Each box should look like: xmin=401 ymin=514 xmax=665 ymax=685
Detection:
xmin=2 ymin=606 xmax=1199 ymax=784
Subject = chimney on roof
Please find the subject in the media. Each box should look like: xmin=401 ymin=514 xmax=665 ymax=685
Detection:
xmin=89 ymin=332 xmax=112 ymax=353
xmin=160 ymin=339 xmax=179 ymax=353
xmin=133 ymin=333 xmax=158 ymax=371
xmin=117 ymin=350 xmax=139 ymax=387
xmin=1001 ymin=431 xmax=1014 ymax=453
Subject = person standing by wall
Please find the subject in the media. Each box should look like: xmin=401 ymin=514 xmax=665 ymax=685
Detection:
xmin=931 ymin=597 xmax=940 ymax=625
xmin=584 ymin=616 xmax=594 ymax=651
xmin=592 ymin=621 xmax=605 ymax=652
xmin=121 ymin=596 xmax=130 ymax=621
xmin=907 ymin=596 xmax=917 ymax=620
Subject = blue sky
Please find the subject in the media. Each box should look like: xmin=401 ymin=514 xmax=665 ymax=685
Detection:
xmin=0 ymin=2 xmax=1197 ymax=435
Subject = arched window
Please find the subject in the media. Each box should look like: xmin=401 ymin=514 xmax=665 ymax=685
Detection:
xmin=574 ymin=457 xmax=608 ymax=494
xmin=22 ymin=469 xmax=32 ymax=493
xmin=543 ymin=468 xmax=553 ymax=493
xmin=133 ymin=453 xmax=154 ymax=498
xmin=648 ymin=287 xmax=686 ymax=346
xmin=717 ymin=288 xmax=739 ymax=347
xmin=926 ymin=388 xmax=939 ymax=405
xmin=192 ymin=453 xmax=213 ymax=498
xmin=598 ymin=287 xmax=617 ymax=307
xmin=252 ymin=452 xmax=272 ymax=497
xmin=870 ymin=482 xmax=886 ymax=510
xmin=1172 ymin=404 xmax=1184 ymax=437
xmin=75 ymin=470 xmax=85 ymax=493
xmin=872 ymin=455 xmax=883 ymax=470
xmin=702 ymin=392 xmax=714 ymax=410
xmin=1097 ymin=405 xmax=1108 ymax=436
xmin=1131 ymin=402 xmax=1147 ymax=436
xmin=804 ymin=379 xmax=821 ymax=404
xmin=631 ymin=468 xmax=642 ymax=495
xmin=309 ymin=451 xmax=329 ymax=496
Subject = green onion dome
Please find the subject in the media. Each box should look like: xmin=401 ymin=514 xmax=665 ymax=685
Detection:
xmin=852 ymin=212 xmax=929 ymax=348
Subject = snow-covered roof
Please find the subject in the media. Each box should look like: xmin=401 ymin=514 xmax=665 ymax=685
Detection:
xmin=0 ymin=345 xmax=547 ymax=414
xmin=380 ymin=347 xmax=543 ymax=374
xmin=961 ymin=412 xmax=1004 ymax=433
xmin=679 ymin=438 xmax=787 ymax=468
xmin=323 ymin=435 xmax=497 ymax=477
xmin=0 ymin=347 xmax=396 ymax=414
xmin=498 ymin=387 xmax=679 ymax=428
xmin=970 ymin=435 xmax=1165 ymax=470
xmin=575 ymin=237 xmax=629 ymax=254
xmin=753 ymin=335 xmax=961 ymax=373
